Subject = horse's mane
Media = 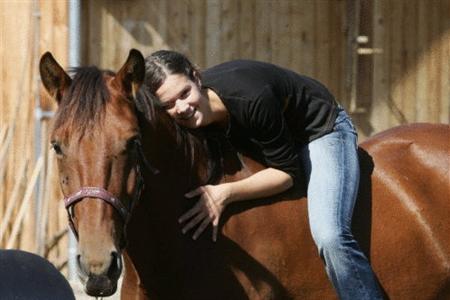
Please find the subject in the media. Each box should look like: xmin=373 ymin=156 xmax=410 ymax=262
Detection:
xmin=53 ymin=66 xmax=113 ymax=135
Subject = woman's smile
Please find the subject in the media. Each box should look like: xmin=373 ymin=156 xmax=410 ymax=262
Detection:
xmin=177 ymin=107 xmax=197 ymax=120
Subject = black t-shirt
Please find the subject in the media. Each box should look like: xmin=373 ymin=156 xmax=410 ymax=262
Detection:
xmin=202 ymin=60 xmax=338 ymax=183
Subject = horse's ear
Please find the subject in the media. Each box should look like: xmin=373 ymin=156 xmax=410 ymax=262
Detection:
xmin=39 ymin=52 xmax=71 ymax=104
xmin=114 ymin=49 xmax=145 ymax=98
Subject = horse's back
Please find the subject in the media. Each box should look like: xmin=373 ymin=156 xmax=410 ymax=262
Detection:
xmin=359 ymin=123 xmax=450 ymax=299
xmin=361 ymin=123 xmax=449 ymax=177
xmin=221 ymin=123 xmax=450 ymax=299
xmin=0 ymin=250 xmax=75 ymax=299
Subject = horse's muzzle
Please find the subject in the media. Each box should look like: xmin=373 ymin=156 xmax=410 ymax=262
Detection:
xmin=78 ymin=252 xmax=122 ymax=297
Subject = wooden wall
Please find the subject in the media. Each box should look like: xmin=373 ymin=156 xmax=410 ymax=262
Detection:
xmin=82 ymin=0 xmax=449 ymax=138
xmin=0 ymin=0 xmax=448 ymax=275
xmin=0 ymin=0 xmax=69 ymax=271
xmin=82 ymin=0 xmax=349 ymax=108
xmin=358 ymin=0 xmax=450 ymax=135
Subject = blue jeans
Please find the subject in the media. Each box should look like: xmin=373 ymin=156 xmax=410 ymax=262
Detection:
xmin=298 ymin=108 xmax=383 ymax=300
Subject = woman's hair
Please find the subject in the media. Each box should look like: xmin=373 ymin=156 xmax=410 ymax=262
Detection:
xmin=144 ymin=50 xmax=200 ymax=94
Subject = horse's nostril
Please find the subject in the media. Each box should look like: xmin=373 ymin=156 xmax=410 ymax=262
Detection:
xmin=108 ymin=252 xmax=122 ymax=279
xmin=76 ymin=254 xmax=88 ymax=281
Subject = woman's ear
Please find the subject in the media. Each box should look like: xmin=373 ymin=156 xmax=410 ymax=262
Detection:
xmin=193 ymin=70 xmax=202 ymax=87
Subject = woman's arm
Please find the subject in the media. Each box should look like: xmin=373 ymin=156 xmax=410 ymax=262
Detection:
xmin=225 ymin=167 xmax=293 ymax=204
xmin=179 ymin=168 xmax=293 ymax=241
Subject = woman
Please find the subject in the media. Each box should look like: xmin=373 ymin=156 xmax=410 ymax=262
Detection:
xmin=143 ymin=50 xmax=384 ymax=300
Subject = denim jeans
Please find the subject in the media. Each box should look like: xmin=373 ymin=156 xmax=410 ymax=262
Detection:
xmin=298 ymin=107 xmax=384 ymax=300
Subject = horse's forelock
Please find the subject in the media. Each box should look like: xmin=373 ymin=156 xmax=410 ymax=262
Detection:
xmin=53 ymin=67 xmax=111 ymax=135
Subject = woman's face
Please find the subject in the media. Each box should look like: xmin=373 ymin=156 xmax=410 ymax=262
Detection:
xmin=155 ymin=73 xmax=208 ymax=128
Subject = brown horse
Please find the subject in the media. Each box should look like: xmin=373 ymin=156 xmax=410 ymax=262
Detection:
xmin=39 ymin=49 xmax=450 ymax=299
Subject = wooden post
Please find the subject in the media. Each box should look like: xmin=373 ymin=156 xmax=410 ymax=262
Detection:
xmin=345 ymin=0 xmax=360 ymax=112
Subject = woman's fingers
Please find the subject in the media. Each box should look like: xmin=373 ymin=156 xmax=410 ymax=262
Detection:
xmin=185 ymin=186 xmax=204 ymax=198
xmin=179 ymin=184 xmax=225 ymax=241
xmin=212 ymin=220 xmax=219 ymax=242
xmin=182 ymin=210 xmax=207 ymax=234
xmin=192 ymin=218 xmax=211 ymax=240
xmin=178 ymin=199 xmax=203 ymax=223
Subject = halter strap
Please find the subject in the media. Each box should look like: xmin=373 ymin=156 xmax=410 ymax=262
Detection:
xmin=64 ymin=187 xmax=128 ymax=221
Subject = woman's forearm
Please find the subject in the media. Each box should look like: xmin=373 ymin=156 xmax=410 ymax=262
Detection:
xmin=224 ymin=168 xmax=293 ymax=204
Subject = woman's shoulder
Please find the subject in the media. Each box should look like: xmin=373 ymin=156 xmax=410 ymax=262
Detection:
xmin=203 ymin=59 xmax=281 ymax=75
xmin=203 ymin=60 xmax=284 ymax=101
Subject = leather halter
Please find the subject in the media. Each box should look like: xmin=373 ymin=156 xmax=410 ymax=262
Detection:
xmin=63 ymin=139 xmax=158 ymax=240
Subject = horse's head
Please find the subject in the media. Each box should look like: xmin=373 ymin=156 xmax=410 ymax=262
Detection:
xmin=39 ymin=49 xmax=146 ymax=297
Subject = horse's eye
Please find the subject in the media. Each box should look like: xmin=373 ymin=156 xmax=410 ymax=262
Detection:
xmin=125 ymin=136 xmax=140 ymax=151
xmin=51 ymin=141 xmax=63 ymax=155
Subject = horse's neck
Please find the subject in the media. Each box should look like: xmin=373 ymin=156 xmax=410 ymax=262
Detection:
xmin=140 ymin=117 xmax=209 ymax=191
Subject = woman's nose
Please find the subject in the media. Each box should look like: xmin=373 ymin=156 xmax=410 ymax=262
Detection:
xmin=175 ymin=100 xmax=191 ymax=114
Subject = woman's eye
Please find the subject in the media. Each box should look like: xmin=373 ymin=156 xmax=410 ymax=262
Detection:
xmin=180 ymin=90 xmax=189 ymax=99
xmin=162 ymin=101 xmax=175 ymax=110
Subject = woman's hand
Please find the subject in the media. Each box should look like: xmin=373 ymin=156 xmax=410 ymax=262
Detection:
xmin=178 ymin=184 xmax=231 ymax=242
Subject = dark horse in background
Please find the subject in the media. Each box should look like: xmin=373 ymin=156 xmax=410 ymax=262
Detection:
xmin=39 ymin=49 xmax=450 ymax=299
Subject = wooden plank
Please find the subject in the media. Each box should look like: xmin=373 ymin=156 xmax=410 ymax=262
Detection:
xmin=189 ymin=0 xmax=206 ymax=67
xmin=313 ymin=0 xmax=331 ymax=83
xmin=290 ymin=0 xmax=314 ymax=76
xmin=0 ymin=159 xmax=28 ymax=244
xmin=205 ymin=0 xmax=222 ymax=66
xmin=7 ymin=156 xmax=43 ymax=250
xmin=271 ymin=0 xmax=291 ymax=68
xmin=370 ymin=0 xmax=391 ymax=134
xmin=400 ymin=0 xmax=418 ymax=122
xmin=426 ymin=1 xmax=439 ymax=122
xmin=416 ymin=0 xmax=429 ymax=122
xmin=221 ymin=0 xmax=239 ymax=62
xmin=86 ymin=0 xmax=102 ymax=65
xmin=388 ymin=0 xmax=404 ymax=127
xmin=344 ymin=0 xmax=359 ymax=111
xmin=156 ymin=0 xmax=169 ymax=47
xmin=168 ymin=0 xmax=190 ymax=54
xmin=238 ymin=0 xmax=255 ymax=59
xmin=254 ymin=0 xmax=271 ymax=62
xmin=439 ymin=0 xmax=450 ymax=123
xmin=329 ymin=0 xmax=346 ymax=104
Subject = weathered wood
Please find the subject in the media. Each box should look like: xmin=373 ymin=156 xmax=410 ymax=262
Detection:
xmin=6 ymin=157 xmax=43 ymax=250
xmin=0 ymin=159 xmax=28 ymax=243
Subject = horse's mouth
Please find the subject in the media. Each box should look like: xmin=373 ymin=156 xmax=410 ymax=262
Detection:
xmin=76 ymin=253 xmax=122 ymax=297
xmin=85 ymin=275 xmax=118 ymax=297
